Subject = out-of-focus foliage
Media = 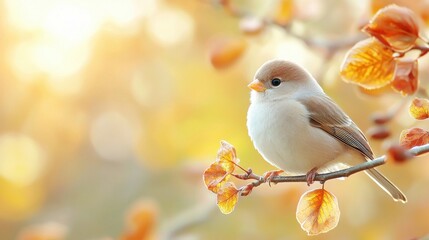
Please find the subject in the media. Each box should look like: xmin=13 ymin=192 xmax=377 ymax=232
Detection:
xmin=209 ymin=38 xmax=247 ymax=69
xmin=120 ymin=200 xmax=158 ymax=240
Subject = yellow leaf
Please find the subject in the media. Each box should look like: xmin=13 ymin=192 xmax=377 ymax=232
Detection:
xmin=340 ymin=38 xmax=396 ymax=89
xmin=363 ymin=4 xmax=420 ymax=52
xmin=296 ymin=188 xmax=340 ymax=236
xmin=399 ymin=127 xmax=429 ymax=149
xmin=409 ymin=97 xmax=429 ymax=120
xmin=273 ymin=0 xmax=294 ymax=26
xmin=391 ymin=59 xmax=418 ymax=96
xmin=217 ymin=182 xmax=239 ymax=214
xmin=209 ymin=38 xmax=247 ymax=69
xmin=216 ymin=140 xmax=239 ymax=174
xmin=203 ymin=162 xmax=229 ymax=193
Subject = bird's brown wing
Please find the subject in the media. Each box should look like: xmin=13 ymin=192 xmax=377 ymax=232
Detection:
xmin=298 ymin=94 xmax=374 ymax=159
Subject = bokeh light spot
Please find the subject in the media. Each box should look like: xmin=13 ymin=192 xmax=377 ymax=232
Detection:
xmin=0 ymin=134 xmax=45 ymax=186
xmin=90 ymin=111 xmax=136 ymax=162
xmin=146 ymin=7 xmax=195 ymax=46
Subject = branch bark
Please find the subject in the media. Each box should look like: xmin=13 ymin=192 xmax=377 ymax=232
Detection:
xmin=236 ymin=143 xmax=429 ymax=191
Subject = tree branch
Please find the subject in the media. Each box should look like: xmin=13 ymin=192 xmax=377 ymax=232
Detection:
xmin=210 ymin=0 xmax=365 ymax=52
xmin=236 ymin=143 xmax=429 ymax=192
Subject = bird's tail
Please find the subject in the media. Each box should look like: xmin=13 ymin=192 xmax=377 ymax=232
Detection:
xmin=365 ymin=168 xmax=407 ymax=203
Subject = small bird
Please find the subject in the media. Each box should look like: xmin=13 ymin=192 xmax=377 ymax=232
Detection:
xmin=247 ymin=59 xmax=406 ymax=202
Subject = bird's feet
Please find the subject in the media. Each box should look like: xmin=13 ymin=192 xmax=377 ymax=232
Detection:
xmin=263 ymin=170 xmax=284 ymax=186
xmin=306 ymin=167 xmax=318 ymax=186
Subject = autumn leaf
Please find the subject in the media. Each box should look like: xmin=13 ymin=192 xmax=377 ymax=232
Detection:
xmin=340 ymin=38 xmax=396 ymax=89
xmin=209 ymin=38 xmax=247 ymax=69
xmin=400 ymin=127 xmax=429 ymax=149
xmin=391 ymin=59 xmax=418 ymax=95
xmin=121 ymin=200 xmax=158 ymax=240
xmin=296 ymin=188 xmax=340 ymax=236
xmin=203 ymin=162 xmax=229 ymax=193
xmin=363 ymin=4 xmax=421 ymax=52
xmin=203 ymin=141 xmax=239 ymax=193
xmin=217 ymin=140 xmax=239 ymax=173
xmin=386 ymin=144 xmax=413 ymax=163
xmin=217 ymin=182 xmax=239 ymax=214
xmin=273 ymin=0 xmax=294 ymax=26
xmin=409 ymin=97 xmax=429 ymax=120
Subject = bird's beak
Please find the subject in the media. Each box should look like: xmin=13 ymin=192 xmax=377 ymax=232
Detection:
xmin=248 ymin=79 xmax=266 ymax=92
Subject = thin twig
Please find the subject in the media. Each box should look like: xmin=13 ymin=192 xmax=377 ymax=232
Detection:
xmin=236 ymin=143 xmax=429 ymax=187
xmin=210 ymin=0 xmax=365 ymax=52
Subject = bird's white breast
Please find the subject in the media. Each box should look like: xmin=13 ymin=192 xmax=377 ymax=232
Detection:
xmin=247 ymin=98 xmax=348 ymax=174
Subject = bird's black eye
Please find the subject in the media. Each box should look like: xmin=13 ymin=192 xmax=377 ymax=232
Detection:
xmin=271 ymin=78 xmax=281 ymax=87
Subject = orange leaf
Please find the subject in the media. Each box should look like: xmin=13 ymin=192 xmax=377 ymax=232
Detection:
xmin=340 ymin=38 xmax=396 ymax=89
xmin=120 ymin=200 xmax=158 ymax=240
xmin=386 ymin=144 xmax=413 ymax=163
xmin=210 ymin=38 xmax=247 ymax=69
xmin=409 ymin=97 xmax=429 ymax=120
xmin=296 ymin=188 xmax=340 ymax=236
xmin=363 ymin=4 xmax=421 ymax=52
xmin=217 ymin=182 xmax=239 ymax=214
xmin=216 ymin=140 xmax=239 ymax=173
xmin=400 ymin=127 xmax=429 ymax=149
xmin=391 ymin=59 xmax=418 ymax=96
xmin=203 ymin=162 xmax=229 ymax=193
xmin=121 ymin=200 xmax=158 ymax=240
xmin=273 ymin=0 xmax=294 ymax=26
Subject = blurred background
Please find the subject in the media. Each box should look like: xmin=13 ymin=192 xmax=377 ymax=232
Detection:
xmin=0 ymin=0 xmax=429 ymax=239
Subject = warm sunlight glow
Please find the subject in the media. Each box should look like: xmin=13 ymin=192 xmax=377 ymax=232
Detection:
xmin=0 ymin=135 xmax=45 ymax=186
xmin=43 ymin=3 xmax=98 ymax=46
xmin=146 ymin=7 xmax=195 ymax=46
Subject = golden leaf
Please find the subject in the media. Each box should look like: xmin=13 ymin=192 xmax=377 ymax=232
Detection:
xmin=296 ymin=188 xmax=340 ymax=236
xmin=217 ymin=182 xmax=239 ymax=214
xmin=203 ymin=162 xmax=229 ymax=193
xmin=217 ymin=140 xmax=239 ymax=173
xmin=400 ymin=127 xmax=429 ymax=149
xmin=363 ymin=4 xmax=421 ymax=52
xmin=273 ymin=0 xmax=294 ymax=26
xmin=391 ymin=59 xmax=418 ymax=96
xmin=409 ymin=97 xmax=429 ymax=120
xmin=340 ymin=38 xmax=396 ymax=89
xmin=210 ymin=38 xmax=247 ymax=69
